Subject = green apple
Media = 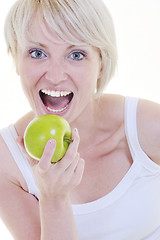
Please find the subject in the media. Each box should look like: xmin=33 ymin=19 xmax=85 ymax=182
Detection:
xmin=24 ymin=114 xmax=72 ymax=163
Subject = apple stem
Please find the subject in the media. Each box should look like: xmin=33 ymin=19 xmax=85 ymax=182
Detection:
xmin=64 ymin=137 xmax=73 ymax=143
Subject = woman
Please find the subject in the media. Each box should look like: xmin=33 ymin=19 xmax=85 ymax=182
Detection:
xmin=0 ymin=0 xmax=160 ymax=239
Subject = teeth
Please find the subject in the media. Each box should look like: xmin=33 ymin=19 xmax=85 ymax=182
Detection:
xmin=41 ymin=89 xmax=71 ymax=97
xmin=46 ymin=104 xmax=69 ymax=113
xmin=40 ymin=89 xmax=73 ymax=113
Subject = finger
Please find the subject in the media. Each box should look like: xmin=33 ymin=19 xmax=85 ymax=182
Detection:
xmin=68 ymin=128 xmax=80 ymax=156
xmin=59 ymin=128 xmax=80 ymax=170
xmin=38 ymin=139 xmax=56 ymax=173
xmin=71 ymin=158 xmax=85 ymax=186
xmin=65 ymin=153 xmax=80 ymax=176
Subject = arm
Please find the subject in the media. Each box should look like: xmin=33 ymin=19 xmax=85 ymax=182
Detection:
xmin=18 ymin=128 xmax=84 ymax=240
xmin=39 ymin=195 xmax=78 ymax=240
xmin=36 ymin=129 xmax=84 ymax=240
xmin=0 ymin=129 xmax=84 ymax=240
xmin=0 ymin=173 xmax=41 ymax=239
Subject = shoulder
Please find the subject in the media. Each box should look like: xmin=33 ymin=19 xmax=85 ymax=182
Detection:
xmin=15 ymin=111 xmax=35 ymax=136
xmin=137 ymin=98 xmax=160 ymax=164
xmin=0 ymin=133 xmax=27 ymax=190
xmin=0 ymin=111 xmax=34 ymax=191
xmin=0 ymin=110 xmax=34 ymax=176
xmin=0 ymin=134 xmax=11 ymax=173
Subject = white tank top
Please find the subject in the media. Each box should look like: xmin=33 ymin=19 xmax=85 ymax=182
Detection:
xmin=1 ymin=97 xmax=160 ymax=240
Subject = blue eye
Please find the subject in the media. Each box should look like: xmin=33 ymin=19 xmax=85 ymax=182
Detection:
xmin=28 ymin=49 xmax=48 ymax=59
xmin=69 ymin=51 xmax=87 ymax=61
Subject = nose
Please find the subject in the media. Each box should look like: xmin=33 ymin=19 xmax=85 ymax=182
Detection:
xmin=44 ymin=59 xmax=68 ymax=84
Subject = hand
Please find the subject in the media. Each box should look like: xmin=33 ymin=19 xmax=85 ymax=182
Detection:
xmin=17 ymin=128 xmax=85 ymax=200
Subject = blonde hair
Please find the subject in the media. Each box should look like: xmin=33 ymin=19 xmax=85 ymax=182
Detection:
xmin=4 ymin=0 xmax=117 ymax=95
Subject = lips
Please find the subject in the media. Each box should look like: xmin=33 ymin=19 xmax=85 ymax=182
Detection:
xmin=39 ymin=89 xmax=73 ymax=113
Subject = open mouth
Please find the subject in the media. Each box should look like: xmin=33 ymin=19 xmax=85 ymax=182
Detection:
xmin=39 ymin=89 xmax=74 ymax=113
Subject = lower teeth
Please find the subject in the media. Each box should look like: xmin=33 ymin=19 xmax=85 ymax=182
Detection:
xmin=46 ymin=104 xmax=69 ymax=113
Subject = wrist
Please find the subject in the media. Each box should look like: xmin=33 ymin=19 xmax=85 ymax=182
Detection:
xmin=39 ymin=193 xmax=71 ymax=207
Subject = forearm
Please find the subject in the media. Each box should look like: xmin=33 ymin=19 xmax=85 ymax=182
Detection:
xmin=39 ymin=195 xmax=79 ymax=240
xmin=21 ymin=129 xmax=83 ymax=240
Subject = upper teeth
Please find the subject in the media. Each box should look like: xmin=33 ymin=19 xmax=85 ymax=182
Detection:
xmin=41 ymin=89 xmax=71 ymax=97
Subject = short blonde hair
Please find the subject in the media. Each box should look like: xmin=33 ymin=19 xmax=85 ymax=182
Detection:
xmin=4 ymin=0 xmax=117 ymax=95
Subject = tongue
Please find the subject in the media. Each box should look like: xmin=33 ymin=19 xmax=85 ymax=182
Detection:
xmin=43 ymin=94 xmax=70 ymax=110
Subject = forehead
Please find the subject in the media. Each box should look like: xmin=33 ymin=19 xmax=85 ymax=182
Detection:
xmin=15 ymin=1 xmax=101 ymax=53
xmin=27 ymin=15 xmax=66 ymax=45
xmin=26 ymin=21 xmax=90 ymax=54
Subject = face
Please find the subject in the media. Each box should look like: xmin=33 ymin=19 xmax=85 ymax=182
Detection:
xmin=16 ymin=18 xmax=102 ymax=123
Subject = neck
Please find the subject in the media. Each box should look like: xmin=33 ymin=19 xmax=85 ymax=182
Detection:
xmin=70 ymin=98 xmax=99 ymax=151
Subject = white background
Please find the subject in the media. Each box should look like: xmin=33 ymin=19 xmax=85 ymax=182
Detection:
xmin=0 ymin=0 xmax=160 ymax=239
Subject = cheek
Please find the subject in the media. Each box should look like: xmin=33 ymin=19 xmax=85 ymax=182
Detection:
xmin=19 ymin=63 xmax=41 ymax=88
xmin=80 ymin=65 xmax=99 ymax=89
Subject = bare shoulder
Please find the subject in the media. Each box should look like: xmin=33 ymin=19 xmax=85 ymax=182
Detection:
xmin=0 ymin=130 xmax=29 ymax=206
xmin=0 ymin=110 xmax=35 ymax=185
xmin=0 ymin=134 xmax=25 ymax=188
xmin=0 ymin=110 xmax=36 ymax=192
xmin=137 ymin=98 xmax=160 ymax=165
xmin=15 ymin=111 xmax=35 ymax=136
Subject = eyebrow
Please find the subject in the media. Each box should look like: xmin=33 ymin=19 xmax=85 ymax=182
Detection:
xmin=28 ymin=41 xmax=89 ymax=50
xmin=28 ymin=41 xmax=48 ymax=49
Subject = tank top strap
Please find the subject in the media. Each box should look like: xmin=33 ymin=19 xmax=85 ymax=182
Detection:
xmin=0 ymin=125 xmax=39 ymax=198
xmin=124 ymin=96 xmax=139 ymax=160
xmin=124 ymin=96 xmax=160 ymax=173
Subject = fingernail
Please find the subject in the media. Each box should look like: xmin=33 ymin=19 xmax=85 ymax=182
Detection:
xmin=49 ymin=139 xmax=56 ymax=145
xmin=74 ymin=128 xmax=78 ymax=133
